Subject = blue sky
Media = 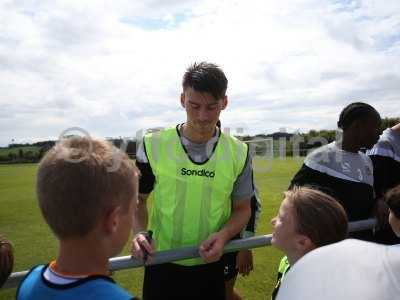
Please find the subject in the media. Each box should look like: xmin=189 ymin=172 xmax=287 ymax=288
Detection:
xmin=0 ymin=0 xmax=399 ymax=146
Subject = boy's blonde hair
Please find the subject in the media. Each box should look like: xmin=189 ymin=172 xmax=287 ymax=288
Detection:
xmin=37 ymin=137 xmax=139 ymax=239
xmin=285 ymin=186 xmax=348 ymax=247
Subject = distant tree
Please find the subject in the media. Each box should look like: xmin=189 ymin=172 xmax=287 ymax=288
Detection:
xmin=381 ymin=117 xmax=400 ymax=130
xmin=318 ymin=130 xmax=337 ymax=143
xmin=18 ymin=149 xmax=24 ymax=159
xmin=38 ymin=147 xmax=47 ymax=159
xmin=33 ymin=141 xmax=55 ymax=148
xmin=308 ymin=130 xmax=318 ymax=137
xmin=21 ymin=151 xmax=36 ymax=161
xmin=9 ymin=143 xmax=29 ymax=148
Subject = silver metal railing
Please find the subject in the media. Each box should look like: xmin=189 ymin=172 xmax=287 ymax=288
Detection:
xmin=2 ymin=218 xmax=377 ymax=290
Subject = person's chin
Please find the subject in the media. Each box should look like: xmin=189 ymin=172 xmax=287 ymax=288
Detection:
xmin=196 ymin=124 xmax=212 ymax=132
xmin=271 ymin=234 xmax=276 ymax=245
xmin=364 ymin=141 xmax=376 ymax=150
xmin=370 ymin=137 xmax=380 ymax=148
xmin=271 ymin=239 xmax=285 ymax=252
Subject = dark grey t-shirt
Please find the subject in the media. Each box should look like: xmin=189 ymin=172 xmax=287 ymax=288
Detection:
xmin=136 ymin=125 xmax=254 ymax=201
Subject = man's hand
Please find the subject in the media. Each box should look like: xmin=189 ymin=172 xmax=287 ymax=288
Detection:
xmin=131 ymin=193 xmax=153 ymax=263
xmin=199 ymin=199 xmax=250 ymax=263
xmin=199 ymin=232 xmax=229 ymax=263
xmin=131 ymin=232 xmax=155 ymax=263
xmin=236 ymin=249 xmax=253 ymax=276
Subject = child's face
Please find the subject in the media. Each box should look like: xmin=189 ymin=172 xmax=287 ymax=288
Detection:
xmin=271 ymin=197 xmax=301 ymax=253
xmin=388 ymin=209 xmax=400 ymax=237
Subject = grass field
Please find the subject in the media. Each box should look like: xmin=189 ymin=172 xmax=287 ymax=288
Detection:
xmin=0 ymin=157 xmax=304 ymax=300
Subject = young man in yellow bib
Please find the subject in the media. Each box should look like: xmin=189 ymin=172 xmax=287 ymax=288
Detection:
xmin=132 ymin=62 xmax=253 ymax=300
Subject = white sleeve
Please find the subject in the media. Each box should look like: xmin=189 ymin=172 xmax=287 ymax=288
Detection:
xmin=276 ymin=239 xmax=400 ymax=300
xmin=136 ymin=138 xmax=148 ymax=163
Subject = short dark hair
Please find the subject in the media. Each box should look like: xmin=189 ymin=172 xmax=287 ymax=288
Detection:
xmin=385 ymin=185 xmax=400 ymax=219
xmin=182 ymin=62 xmax=228 ymax=100
xmin=37 ymin=137 xmax=139 ymax=239
xmin=285 ymin=186 xmax=348 ymax=247
xmin=337 ymin=102 xmax=380 ymax=130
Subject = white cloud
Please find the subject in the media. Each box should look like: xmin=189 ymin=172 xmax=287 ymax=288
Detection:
xmin=0 ymin=0 xmax=399 ymax=146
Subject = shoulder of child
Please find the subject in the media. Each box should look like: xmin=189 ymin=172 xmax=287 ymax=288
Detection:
xmin=87 ymin=277 xmax=135 ymax=300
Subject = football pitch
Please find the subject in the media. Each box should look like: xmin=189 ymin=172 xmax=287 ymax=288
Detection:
xmin=0 ymin=157 xmax=303 ymax=299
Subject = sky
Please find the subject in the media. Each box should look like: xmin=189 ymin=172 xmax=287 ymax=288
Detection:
xmin=0 ymin=0 xmax=399 ymax=146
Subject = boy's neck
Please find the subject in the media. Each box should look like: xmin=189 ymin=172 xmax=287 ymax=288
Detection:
xmin=182 ymin=123 xmax=216 ymax=144
xmin=286 ymin=249 xmax=309 ymax=266
xmin=341 ymin=132 xmax=360 ymax=153
xmin=55 ymin=239 xmax=109 ymax=277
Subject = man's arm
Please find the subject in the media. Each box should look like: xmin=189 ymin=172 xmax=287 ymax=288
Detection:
xmin=237 ymin=188 xmax=262 ymax=276
xmin=131 ymin=193 xmax=155 ymax=260
xmin=199 ymin=199 xmax=251 ymax=263
xmin=219 ymin=199 xmax=251 ymax=243
xmin=132 ymin=138 xmax=156 ymax=259
xmin=132 ymin=193 xmax=150 ymax=234
xmin=199 ymin=149 xmax=254 ymax=262
xmin=242 ymin=182 xmax=262 ymax=238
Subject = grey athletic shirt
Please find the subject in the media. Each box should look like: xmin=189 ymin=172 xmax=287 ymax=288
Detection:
xmin=367 ymin=128 xmax=400 ymax=162
xmin=305 ymin=141 xmax=374 ymax=187
xmin=136 ymin=124 xmax=254 ymax=202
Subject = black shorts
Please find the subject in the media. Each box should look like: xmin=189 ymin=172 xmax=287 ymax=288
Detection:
xmin=143 ymin=261 xmax=225 ymax=300
xmin=223 ymin=251 xmax=239 ymax=281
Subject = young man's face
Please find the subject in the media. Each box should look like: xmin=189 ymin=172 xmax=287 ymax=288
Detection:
xmin=181 ymin=87 xmax=227 ymax=134
xmin=358 ymin=115 xmax=382 ymax=149
xmin=388 ymin=209 xmax=400 ymax=237
xmin=271 ymin=197 xmax=302 ymax=254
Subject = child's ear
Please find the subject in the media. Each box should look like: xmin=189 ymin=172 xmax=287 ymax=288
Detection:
xmin=296 ymin=236 xmax=316 ymax=253
xmin=104 ymin=206 xmax=122 ymax=234
xmin=221 ymin=96 xmax=228 ymax=110
xmin=180 ymin=93 xmax=186 ymax=108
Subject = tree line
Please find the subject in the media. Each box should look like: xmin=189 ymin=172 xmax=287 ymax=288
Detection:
xmin=1 ymin=117 xmax=398 ymax=163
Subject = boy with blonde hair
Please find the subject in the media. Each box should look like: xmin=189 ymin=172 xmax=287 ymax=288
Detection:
xmin=17 ymin=137 xmax=139 ymax=300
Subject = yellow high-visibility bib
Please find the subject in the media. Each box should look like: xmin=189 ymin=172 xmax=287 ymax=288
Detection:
xmin=144 ymin=126 xmax=248 ymax=265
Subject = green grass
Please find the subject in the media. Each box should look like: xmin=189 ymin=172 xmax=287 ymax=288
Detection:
xmin=0 ymin=157 xmax=304 ymax=300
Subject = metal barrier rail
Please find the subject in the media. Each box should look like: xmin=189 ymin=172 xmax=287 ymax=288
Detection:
xmin=2 ymin=218 xmax=377 ymax=289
